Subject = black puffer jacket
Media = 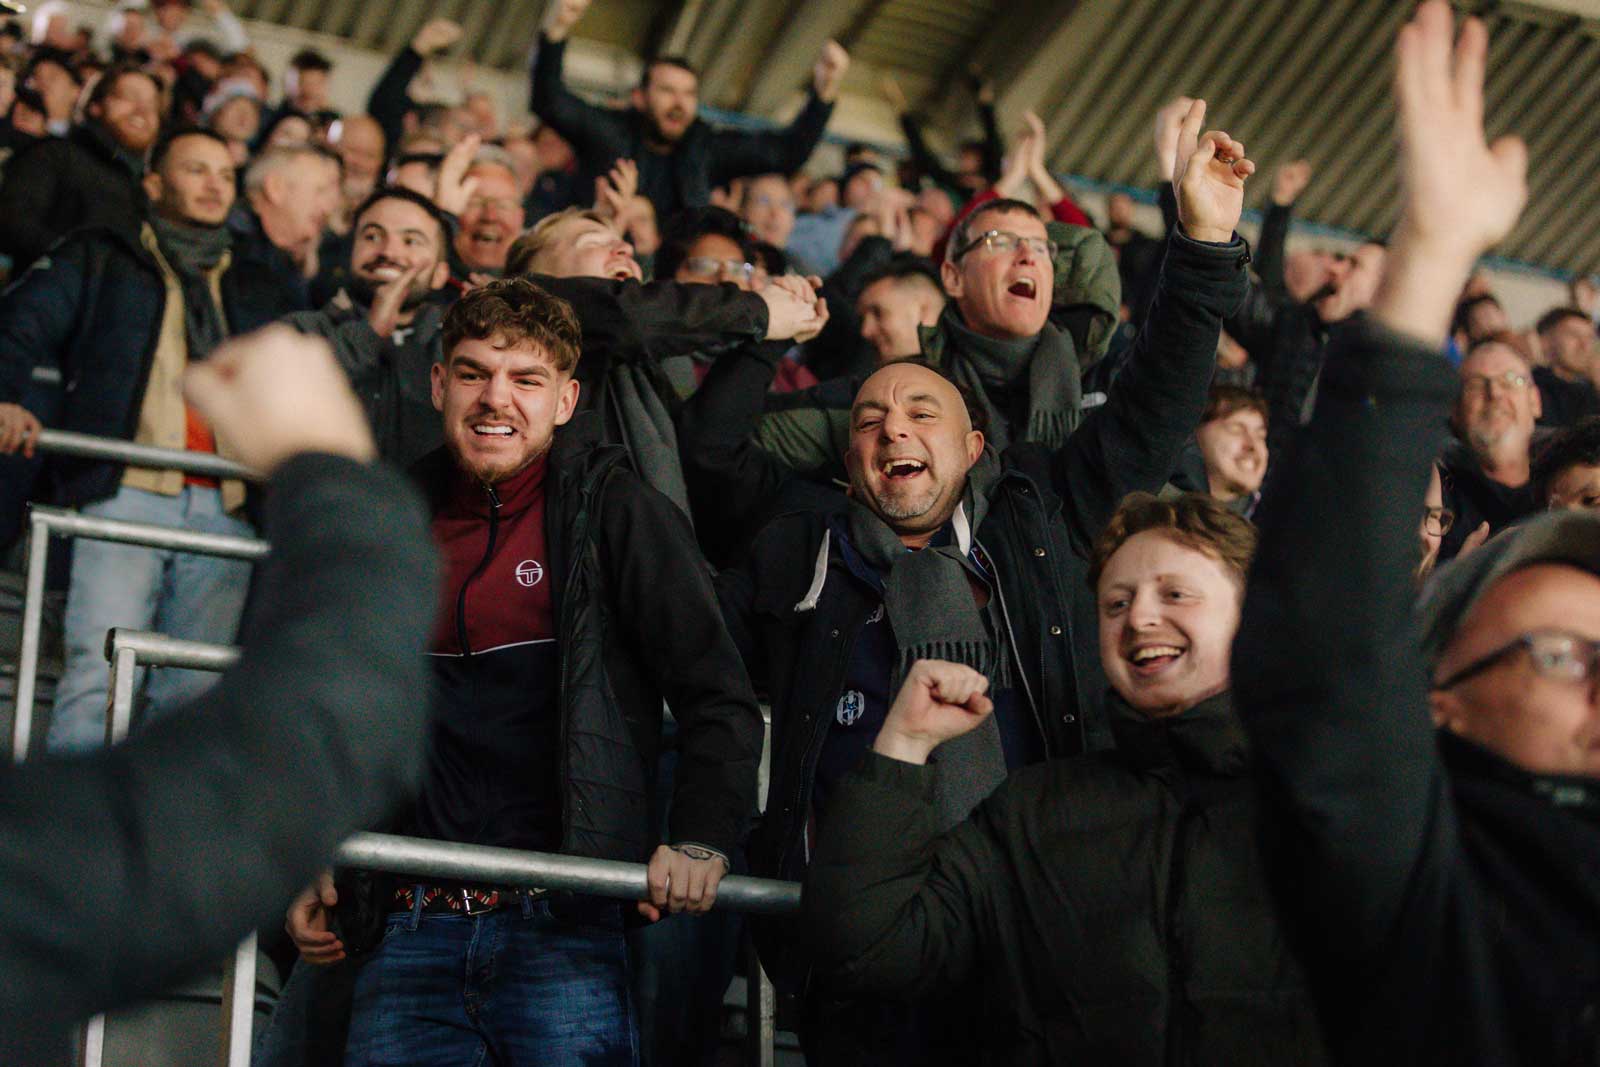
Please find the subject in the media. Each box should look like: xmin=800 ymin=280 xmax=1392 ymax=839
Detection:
xmin=0 ymin=224 xmax=305 ymax=507
xmin=1235 ymin=317 xmax=1600 ymax=1066
xmin=804 ymin=692 xmax=1329 ymax=1067
xmin=0 ymin=122 xmax=147 ymax=271
xmin=410 ymin=416 xmax=764 ymax=861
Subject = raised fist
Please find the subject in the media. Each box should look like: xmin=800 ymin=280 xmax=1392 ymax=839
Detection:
xmin=542 ymin=0 xmax=592 ymax=43
xmin=1271 ymin=159 xmax=1312 ymax=207
xmin=412 ymin=18 xmax=462 ymax=56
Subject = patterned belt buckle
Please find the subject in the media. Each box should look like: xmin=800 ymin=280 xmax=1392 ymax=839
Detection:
xmin=459 ymin=888 xmax=494 ymax=915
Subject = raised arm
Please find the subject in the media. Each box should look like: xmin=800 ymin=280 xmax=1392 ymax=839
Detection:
xmin=1232 ymin=0 xmax=1527 ymax=982
xmin=1048 ymin=99 xmax=1252 ymax=551
xmin=529 ymin=0 xmax=628 ymax=157
xmin=707 ymin=42 xmax=845 ymax=185
xmin=1256 ymin=160 xmax=1310 ymax=302
xmin=368 ymin=20 xmax=461 ymax=151
xmin=0 ymin=329 xmax=436 ymax=1034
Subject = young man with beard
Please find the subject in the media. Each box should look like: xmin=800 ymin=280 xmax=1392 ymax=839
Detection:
xmin=0 ymin=128 xmax=305 ymax=754
xmin=0 ymin=62 xmax=161 ymax=271
xmin=533 ymin=0 xmax=846 ymax=223
xmin=803 ymin=494 xmax=1328 ymax=1066
xmin=1436 ymin=337 xmax=1543 ymax=561
xmin=285 ymin=186 xmax=453 ymax=467
xmin=287 ymin=279 xmax=763 ymax=1066
xmin=1531 ymin=305 xmax=1600 ymax=428
xmin=710 ymin=101 xmax=1254 ymax=1062
xmin=1235 ymin=6 xmax=1600 ymax=1060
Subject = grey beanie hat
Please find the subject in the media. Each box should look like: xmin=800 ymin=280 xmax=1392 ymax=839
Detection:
xmin=1417 ymin=509 xmax=1600 ymax=668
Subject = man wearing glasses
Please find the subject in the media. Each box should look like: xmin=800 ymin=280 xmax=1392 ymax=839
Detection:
xmin=1236 ymin=8 xmax=1600 ymax=1058
xmin=702 ymin=101 xmax=1255 ymax=1065
xmin=1436 ymin=336 xmax=1545 ymax=561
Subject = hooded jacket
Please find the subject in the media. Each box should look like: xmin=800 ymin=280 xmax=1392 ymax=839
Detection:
xmin=804 ymin=692 xmax=1329 ymax=1067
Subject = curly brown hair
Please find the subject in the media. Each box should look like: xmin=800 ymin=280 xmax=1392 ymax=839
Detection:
xmin=1087 ymin=492 xmax=1259 ymax=591
xmin=441 ymin=277 xmax=581 ymax=374
xmin=1201 ymin=385 xmax=1269 ymax=429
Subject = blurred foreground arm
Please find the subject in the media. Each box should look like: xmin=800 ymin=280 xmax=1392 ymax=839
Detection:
xmin=0 ymin=328 xmax=438 ymax=1036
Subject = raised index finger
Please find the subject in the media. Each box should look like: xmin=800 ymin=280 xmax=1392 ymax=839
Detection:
xmin=1176 ymin=99 xmax=1208 ymax=177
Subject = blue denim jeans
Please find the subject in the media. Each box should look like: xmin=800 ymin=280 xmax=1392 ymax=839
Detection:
xmin=344 ymin=894 xmax=638 ymax=1067
xmin=46 ymin=484 xmax=254 ymax=754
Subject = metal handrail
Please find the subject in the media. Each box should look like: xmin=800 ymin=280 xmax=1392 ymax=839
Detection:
xmin=34 ymin=429 xmax=257 ymax=482
xmin=335 ymin=833 xmax=801 ymax=914
xmin=10 ymin=507 xmax=269 ymax=762
xmin=100 ymin=631 xmax=796 ymax=1065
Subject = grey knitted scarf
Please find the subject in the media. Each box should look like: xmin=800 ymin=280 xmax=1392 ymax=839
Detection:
xmin=150 ymin=216 xmax=232 ymax=363
xmin=606 ymin=361 xmax=693 ymax=523
xmin=846 ymin=448 xmax=1012 ymax=826
xmin=942 ymin=310 xmax=1081 ymax=452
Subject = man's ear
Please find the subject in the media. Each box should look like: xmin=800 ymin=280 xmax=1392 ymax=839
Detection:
xmin=142 ymin=170 xmax=163 ymax=203
xmin=965 ymin=429 xmax=985 ymax=465
xmin=428 ymin=259 xmax=450 ymax=291
xmin=940 ymin=256 xmax=963 ymax=301
xmin=1428 ymin=687 xmax=1463 ymax=731
xmin=261 ymin=170 xmax=284 ymax=205
xmin=630 ymin=87 xmax=647 ymax=112
xmin=430 ymin=360 xmax=446 ymax=412
xmin=1532 ymin=382 xmax=1544 ymax=422
xmin=553 ymin=374 xmax=581 ymax=426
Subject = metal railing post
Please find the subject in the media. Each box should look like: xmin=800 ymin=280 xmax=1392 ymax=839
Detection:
xmin=11 ymin=510 xmax=48 ymax=763
xmin=8 ymin=509 xmax=269 ymax=763
xmin=219 ymin=933 xmax=257 ymax=1067
xmin=744 ymin=936 xmax=777 ymax=1067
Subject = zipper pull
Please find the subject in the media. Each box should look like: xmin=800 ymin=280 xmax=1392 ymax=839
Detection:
xmin=484 ymin=484 xmax=502 ymax=510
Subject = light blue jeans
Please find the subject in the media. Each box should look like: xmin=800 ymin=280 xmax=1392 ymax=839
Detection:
xmin=46 ymin=484 xmax=254 ymax=754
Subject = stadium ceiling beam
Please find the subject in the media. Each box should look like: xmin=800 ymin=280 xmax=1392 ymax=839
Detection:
xmin=738 ymin=0 xmax=883 ymax=118
xmin=696 ymin=0 xmax=790 ymax=107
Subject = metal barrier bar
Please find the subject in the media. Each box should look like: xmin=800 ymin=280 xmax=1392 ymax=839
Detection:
xmin=99 ymin=625 xmax=804 ymax=1065
xmin=334 ymin=833 xmax=802 ymax=915
xmin=34 ymin=429 xmax=257 ymax=483
xmin=9 ymin=508 xmax=268 ymax=763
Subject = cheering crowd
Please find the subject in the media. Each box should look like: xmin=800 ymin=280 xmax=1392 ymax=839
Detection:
xmin=2 ymin=0 xmax=1600 ymax=1064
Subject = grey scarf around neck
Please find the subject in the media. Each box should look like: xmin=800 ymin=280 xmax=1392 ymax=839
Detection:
xmin=942 ymin=310 xmax=1081 ymax=452
xmin=846 ymin=448 xmax=1012 ymax=826
xmin=150 ymin=216 xmax=232 ymax=363
xmin=607 ymin=362 xmax=693 ymax=524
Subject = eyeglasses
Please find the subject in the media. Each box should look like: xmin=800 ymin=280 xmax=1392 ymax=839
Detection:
xmin=1432 ymin=629 xmax=1600 ymax=692
xmin=1422 ymin=505 xmax=1455 ymax=537
xmin=953 ymin=229 xmax=1057 ymax=262
xmin=1460 ymin=370 xmax=1530 ymax=396
xmin=681 ymin=256 xmax=755 ymax=283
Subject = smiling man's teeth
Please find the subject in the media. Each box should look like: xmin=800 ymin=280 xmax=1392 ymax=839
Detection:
xmin=472 ymin=425 xmax=513 ymax=436
xmin=882 ymin=460 xmax=926 ymax=477
xmin=1131 ymin=645 xmax=1183 ymax=663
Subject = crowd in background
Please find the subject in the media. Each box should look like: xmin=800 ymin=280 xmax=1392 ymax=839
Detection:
xmin=1 ymin=0 xmax=1600 ymax=1064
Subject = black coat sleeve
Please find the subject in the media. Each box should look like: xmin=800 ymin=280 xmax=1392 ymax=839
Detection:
xmin=804 ymin=752 xmax=1001 ymax=996
xmin=367 ymin=45 xmax=424 ymax=153
xmin=1231 ymin=317 xmax=1462 ymax=1018
xmin=679 ymin=339 xmax=793 ymax=535
xmin=899 ymin=113 xmax=956 ymax=191
xmin=1048 ymin=230 xmax=1249 ymax=553
xmin=706 ymin=92 xmax=833 ymax=187
xmin=0 ymin=455 xmax=438 ymax=1034
xmin=1254 ymin=200 xmax=1293 ymax=306
xmin=0 ymin=235 xmax=86 ymax=403
xmin=528 ymin=34 xmax=630 ymax=164
xmin=530 ymin=274 xmax=768 ymax=370
xmin=977 ymin=101 xmax=1003 ymax=184
xmin=0 ymin=140 xmax=67 ymax=270
xmin=600 ymin=473 xmax=764 ymax=856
